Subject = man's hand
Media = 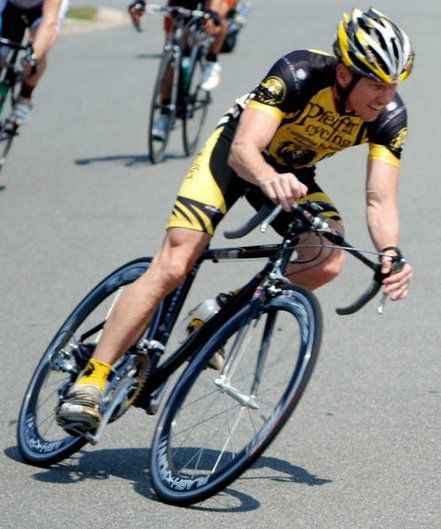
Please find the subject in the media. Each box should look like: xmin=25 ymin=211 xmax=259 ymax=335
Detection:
xmin=258 ymin=172 xmax=308 ymax=212
xmin=128 ymin=0 xmax=146 ymax=31
xmin=381 ymin=249 xmax=412 ymax=301
xmin=20 ymin=52 xmax=38 ymax=78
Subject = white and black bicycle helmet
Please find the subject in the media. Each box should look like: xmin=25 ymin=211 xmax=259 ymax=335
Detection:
xmin=333 ymin=7 xmax=414 ymax=83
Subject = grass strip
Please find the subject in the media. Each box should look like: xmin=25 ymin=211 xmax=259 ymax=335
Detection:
xmin=66 ymin=6 xmax=98 ymax=21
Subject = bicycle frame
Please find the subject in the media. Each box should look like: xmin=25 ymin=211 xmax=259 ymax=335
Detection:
xmin=133 ymin=238 xmax=298 ymax=403
xmin=0 ymin=37 xmax=29 ymax=112
xmin=163 ymin=9 xmax=213 ymax=105
xmin=129 ymin=199 xmax=396 ymax=406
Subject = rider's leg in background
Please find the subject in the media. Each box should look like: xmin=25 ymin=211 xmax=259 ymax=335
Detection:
xmin=152 ymin=21 xmax=175 ymax=140
xmin=9 ymin=0 xmax=68 ymax=126
xmin=201 ymin=0 xmax=229 ymax=91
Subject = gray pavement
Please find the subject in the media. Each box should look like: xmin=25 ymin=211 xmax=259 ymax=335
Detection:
xmin=1 ymin=1 xmax=441 ymax=528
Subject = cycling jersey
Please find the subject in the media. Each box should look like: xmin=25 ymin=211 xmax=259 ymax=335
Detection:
xmin=166 ymin=49 xmax=408 ymax=236
xmin=164 ymin=1 xmax=207 ymax=34
xmin=0 ymin=0 xmax=69 ymax=42
xmin=167 ymin=0 xmax=206 ymax=10
xmin=220 ymin=49 xmax=408 ymax=170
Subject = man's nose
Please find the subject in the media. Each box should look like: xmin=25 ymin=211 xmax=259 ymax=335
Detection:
xmin=377 ymin=86 xmax=397 ymax=104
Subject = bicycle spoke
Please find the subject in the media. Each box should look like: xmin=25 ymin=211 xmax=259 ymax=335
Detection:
xmin=18 ymin=259 xmax=151 ymax=465
xmin=39 ymin=413 xmax=60 ymax=439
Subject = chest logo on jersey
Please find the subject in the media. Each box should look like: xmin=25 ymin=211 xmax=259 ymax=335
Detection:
xmin=293 ymin=101 xmax=360 ymax=148
xmin=275 ymin=142 xmax=316 ymax=167
xmin=256 ymin=76 xmax=287 ymax=105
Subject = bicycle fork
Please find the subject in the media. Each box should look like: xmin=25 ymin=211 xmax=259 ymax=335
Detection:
xmin=214 ymin=299 xmax=272 ymax=411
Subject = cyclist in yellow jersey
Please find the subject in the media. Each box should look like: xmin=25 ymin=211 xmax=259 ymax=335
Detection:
xmin=58 ymin=7 xmax=414 ymax=431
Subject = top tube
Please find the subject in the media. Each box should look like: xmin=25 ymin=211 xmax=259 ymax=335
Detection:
xmin=0 ymin=37 xmax=29 ymax=51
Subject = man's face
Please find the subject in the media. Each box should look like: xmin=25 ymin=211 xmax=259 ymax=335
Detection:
xmin=347 ymin=77 xmax=399 ymax=121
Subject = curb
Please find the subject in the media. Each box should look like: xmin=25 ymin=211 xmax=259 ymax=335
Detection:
xmin=63 ymin=7 xmax=131 ymax=34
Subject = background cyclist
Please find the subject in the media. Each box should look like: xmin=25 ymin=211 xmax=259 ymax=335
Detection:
xmin=0 ymin=0 xmax=69 ymax=127
xmin=129 ymin=0 xmax=234 ymax=139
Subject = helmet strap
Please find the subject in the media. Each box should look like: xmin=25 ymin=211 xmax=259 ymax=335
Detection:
xmin=335 ymin=73 xmax=361 ymax=114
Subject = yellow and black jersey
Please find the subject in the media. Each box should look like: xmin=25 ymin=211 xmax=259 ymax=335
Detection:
xmin=167 ymin=49 xmax=409 ymax=236
xmin=220 ymin=49 xmax=408 ymax=169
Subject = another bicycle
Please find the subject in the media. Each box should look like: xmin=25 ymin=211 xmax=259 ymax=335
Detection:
xmin=146 ymin=4 xmax=217 ymax=163
xmin=16 ymin=200 xmax=403 ymax=505
xmin=0 ymin=37 xmax=31 ymax=189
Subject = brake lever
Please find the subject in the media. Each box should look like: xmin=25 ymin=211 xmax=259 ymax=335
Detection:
xmin=376 ymin=257 xmax=406 ymax=315
xmin=260 ymin=205 xmax=282 ymax=233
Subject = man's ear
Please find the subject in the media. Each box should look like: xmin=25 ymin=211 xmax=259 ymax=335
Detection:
xmin=336 ymin=63 xmax=353 ymax=88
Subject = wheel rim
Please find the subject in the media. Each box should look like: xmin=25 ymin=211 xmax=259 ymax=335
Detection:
xmin=182 ymin=60 xmax=209 ymax=155
xmin=152 ymin=295 xmax=319 ymax=500
xmin=18 ymin=260 xmax=150 ymax=462
xmin=18 ymin=331 xmax=85 ymax=460
xmin=149 ymin=54 xmax=177 ymax=164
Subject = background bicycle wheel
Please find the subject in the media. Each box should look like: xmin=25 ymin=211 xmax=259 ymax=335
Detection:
xmin=1 ymin=1 xmax=439 ymax=528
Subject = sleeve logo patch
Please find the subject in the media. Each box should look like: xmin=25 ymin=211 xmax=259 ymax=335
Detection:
xmin=390 ymin=127 xmax=408 ymax=150
xmin=258 ymin=76 xmax=287 ymax=105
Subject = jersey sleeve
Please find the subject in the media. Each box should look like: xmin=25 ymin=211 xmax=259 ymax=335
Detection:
xmin=246 ymin=56 xmax=299 ymax=120
xmin=367 ymin=97 xmax=408 ymax=167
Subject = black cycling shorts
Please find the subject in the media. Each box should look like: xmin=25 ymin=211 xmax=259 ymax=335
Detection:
xmin=166 ymin=122 xmax=342 ymax=237
xmin=0 ymin=2 xmax=43 ymax=44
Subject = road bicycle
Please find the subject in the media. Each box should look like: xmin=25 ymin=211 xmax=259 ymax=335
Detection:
xmin=146 ymin=4 xmax=217 ymax=163
xmin=16 ymin=200 xmax=403 ymax=505
xmin=0 ymin=37 xmax=31 ymax=189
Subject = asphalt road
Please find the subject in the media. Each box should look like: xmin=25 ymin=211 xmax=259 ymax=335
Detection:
xmin=1 ymin=1 xmax=440 ymax=528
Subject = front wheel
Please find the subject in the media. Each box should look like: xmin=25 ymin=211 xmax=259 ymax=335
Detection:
xmin=0 ymin=80 xmax=19 ymax=186
xmin=16 ymin=258 xmax=150 ymax=466
xmin=148 ymin=50 xmax=179 ymax=164
xmin=150 ymin=285 xmax=322 ymax=505
xmin=182 ymin=55 xmax=210 ymax=156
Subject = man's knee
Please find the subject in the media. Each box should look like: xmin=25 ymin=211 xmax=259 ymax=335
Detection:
xmin=152 ymin=229 xmax=210 ymax=289
xmin=159 ymin=250 xmax=192 ymax=286
xmin=318 ymin=250 xmax=345 ymax=284
xmin=285 ymin=249 xmax=345 ymax=290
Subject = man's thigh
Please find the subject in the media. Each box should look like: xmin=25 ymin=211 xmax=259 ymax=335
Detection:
xmin=166 ymin=126 xmax=244 ymax=236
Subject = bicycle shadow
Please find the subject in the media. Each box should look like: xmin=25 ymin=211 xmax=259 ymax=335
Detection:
xmin=74 ymin=152 xmax=186 ymax=169
xmin=5 ymin=445 xmax=331 ymax=511
xmin=135 ymin=52 xmax=162 ymax=60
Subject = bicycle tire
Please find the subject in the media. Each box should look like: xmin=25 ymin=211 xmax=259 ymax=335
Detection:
xmin=17 ymin=258 xmax=150 ymax=466
xmin=148 ymin=50 xmax=179 ymax=164
xmin=220 ymin=29 xmax=239 ymax=53
xmin=182 ymin=53 xmax=210 ymax=156
xmin=0 ymin=78 xmax=19 ymax=184
xmin=150 ymin=284 xmax=322 ymax=505
xmin=0 ymin=124 xmax=17 ymax=176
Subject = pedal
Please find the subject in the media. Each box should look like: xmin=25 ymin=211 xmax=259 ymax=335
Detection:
xmin=56 ymin=416 xmax=97 ymax=440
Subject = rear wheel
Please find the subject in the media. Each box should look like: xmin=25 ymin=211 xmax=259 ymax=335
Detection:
xmin=182 ymin=54 xmax=210 ymax=156
xmin=150 ymin=285 xmax=322 ymax=505
xmin=17 ymin=259 xmax=151 ymax=466
xmin=148 ymin=51 xmax=180 ymax=164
